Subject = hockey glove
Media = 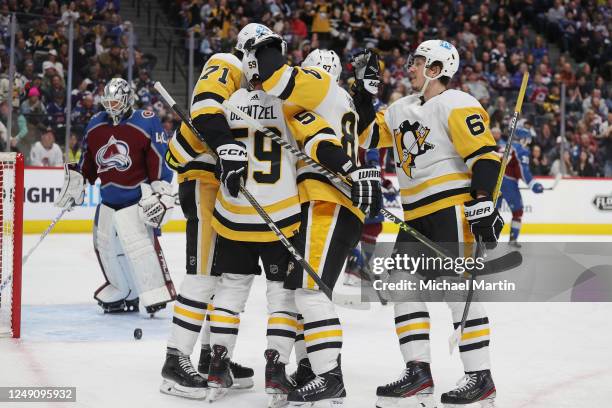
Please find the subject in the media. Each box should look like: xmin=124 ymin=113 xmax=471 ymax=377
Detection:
xmin=215 ymin=142 xmax=248 ymax=198
xmin=530 ymin=181 xmax=544 ymax=194
xmin=350 ymin=50 xmax=380 ymax=95
xmin=349 ymin=166 xmax=382 ymax=217
xmin=55 ymin=163 xmax=85 ymax=210
xmin=138 ymin=180 xmax=175 ymax=228
xmin=464 ymin=198 xmax=504 ymax=248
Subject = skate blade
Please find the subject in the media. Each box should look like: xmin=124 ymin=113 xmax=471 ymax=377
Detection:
xmin=159 ymin=379 xmax=208 ymax=400
xmin=267 ymin=393 xmax=289 ymax=408
xmin=376 ymin=392 xmax=437 ymax=408
xmin=207 ymin=387 xmax=229 ymax=403
xmin=288 ymin=398 xmax=344 ymax=407
xmin=232 ymin=377 xmax=254 ymax=389
xmin=442 ymin=395 xmax=495 ymax=408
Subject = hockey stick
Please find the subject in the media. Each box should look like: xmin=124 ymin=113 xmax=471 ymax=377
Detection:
xmin=222 ymin=99 xmax=522 ymax=275
xmin=449 ymin=72 xmax=530 ymax=353
xmin=0 ymin=204 xmax=71 ymax=293
xmin=519 ymin=173 xmax=562 ymax=190
xmin=154 ymin=82 xmax=367 ymax=310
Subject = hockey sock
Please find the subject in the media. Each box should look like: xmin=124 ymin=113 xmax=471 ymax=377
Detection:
xmin=209 ymin=273 xmax=254 ymax=359
xmin=167 ymin=275 xmax=216 ymax=355
xmin=510 ymin=210 xmax=523 ymax=241
xmin=394 ymin=302 xmax=431 ymax=364
xmin=295 ymin=289 xmax=342 ymax=375
xmin=294 ymin=314 xmax=307 ymax=362
xmin=266 ymin=280 xmax=298 ymax=364
xmin=449 ymin=301 xmax=491 ymax=372
xmin=200 ymin=303 xmax=213 ymax=348
xmin=209 ymin=307 xmax=241 ymax=359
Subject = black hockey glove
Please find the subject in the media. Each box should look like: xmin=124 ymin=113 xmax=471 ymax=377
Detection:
xmin=464 ymin=197 xmax=504 ymax=248
xmin=349 ymin=166 xmax=382 ymax=218
xmin=350 ymin=50 xmax=380 ymax=95
xmin=215 ymin=142 xmax=248 ymax=198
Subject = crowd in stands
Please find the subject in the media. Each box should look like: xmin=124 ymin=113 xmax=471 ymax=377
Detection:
xmin=0 ymin=0 xmax=162 ymax=166
xmin=0 ymin=0 xmax=609 ymax=178
xmin=169 ymin=0 xmax=610 ymax=177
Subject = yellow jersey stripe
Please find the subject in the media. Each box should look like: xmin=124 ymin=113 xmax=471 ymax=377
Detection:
xmin=304 ymin=329 xmax=343 ymax=342
xmin=174 ymin=305 xmax=206 ymax=321
xmin=216 ymin=193 xmax=300 ymax=215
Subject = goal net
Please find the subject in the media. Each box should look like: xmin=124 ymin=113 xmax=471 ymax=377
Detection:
xmin=0 ymin=152 xmax=24 ymax=338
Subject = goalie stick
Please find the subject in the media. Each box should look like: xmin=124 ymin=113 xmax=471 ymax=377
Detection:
xmin=221 ymin=99 xmax=522 ymax=276
xmin=153 ymin=82 xmax=368 ymax=310
xmin=449 ymin=72 xmax=530 ymax=353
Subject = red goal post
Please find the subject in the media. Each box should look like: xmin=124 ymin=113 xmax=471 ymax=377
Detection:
xmin=0 ymin=152 xmax=24 ymax=338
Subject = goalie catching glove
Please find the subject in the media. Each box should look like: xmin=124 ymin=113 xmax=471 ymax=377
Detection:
xmin=55 ymin=163 xmax=85 ymax=210
xmin=350 ymin=49 xmax=381 ymax=95
xmin=348 ymin=166 xmax=382 ymax=218
xmin=215 ymin=142 xmax=248 ymax=198
xmin=138 ymin=180 xmax=175 ymax=228
xmin=464 ymin=197 xmax=504 ymax=248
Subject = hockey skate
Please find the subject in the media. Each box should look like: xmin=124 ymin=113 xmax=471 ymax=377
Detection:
xmin=265 ymin=349 xmax=296 ymax=408
xmin=159 ymin=348 xmax=208 ymax=399
xmin=98 ymin=297 xmax=139 ymax=313
xmin=287 ymin=364 xmax=346 ymax=407
xmin=508 ymin=239 xmax=522 ymax=248
xmin=290 ymin=358 xmax=316 ymax=388
xmin=207 ymin=345 xmax=233 ymax=402
xmin=199 ymin=345 xmax=254 ymax=389
xmin=375 ymin=361 xmax=436 ymax=408
xmin=440 ymin=370 xmax=496 ymax=408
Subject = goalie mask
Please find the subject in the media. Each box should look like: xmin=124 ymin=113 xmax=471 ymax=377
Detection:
xmin=101 ymin=78 xmax=135 ymax=126
xmin=302 ymin=49 xmax=342 ymax=82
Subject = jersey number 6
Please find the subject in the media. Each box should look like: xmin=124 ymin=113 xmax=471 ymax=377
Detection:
xmin=465 ymin=114 xmax=485 ymax=136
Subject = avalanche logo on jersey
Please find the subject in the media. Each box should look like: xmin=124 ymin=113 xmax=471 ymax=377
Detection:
xmin=393 ymin=120 xmax=434 ymax=178
xmin=95 ymin=135 xmax=132 ymax=173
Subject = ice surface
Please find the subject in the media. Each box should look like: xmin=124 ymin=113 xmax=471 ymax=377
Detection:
xmin=1 ymin=233 xmax=611 ymax=407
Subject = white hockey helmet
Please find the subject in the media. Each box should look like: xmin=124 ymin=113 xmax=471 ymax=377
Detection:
xmin=235 ymin=23 xmax=286 ymax=56
xmin=412 ymin=39 xmax=460 ymax=80
xmin=301 ymin=49 xmax=342 ymax=82
xmin=101 ymin=78 xmax=134 ymax=126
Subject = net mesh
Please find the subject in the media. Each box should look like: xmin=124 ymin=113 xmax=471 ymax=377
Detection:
xmin=0 ymin=153 xmax=17 ymax=337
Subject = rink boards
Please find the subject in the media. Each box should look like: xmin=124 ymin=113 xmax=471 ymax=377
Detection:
xmin=21 ymin=167 xmax=612 ymax=235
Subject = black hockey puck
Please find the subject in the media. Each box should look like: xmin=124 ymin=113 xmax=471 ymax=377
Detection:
xmin=134 ymin=328 xmax=142 ymax=340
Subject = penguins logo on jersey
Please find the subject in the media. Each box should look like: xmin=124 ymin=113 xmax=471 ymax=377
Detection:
xmin=394 ymin=120 xmax=434 ymax=178
xmin=96 ymin=135 xmax=132 ymax=172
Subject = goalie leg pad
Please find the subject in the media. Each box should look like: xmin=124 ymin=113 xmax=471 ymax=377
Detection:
xmin=168 ymin=274 xmax=218 ymax=355
xmin=93 ymin=204 xmax=134 ymax=305
xmin=113 ymin=204 xmax=176 ymax=309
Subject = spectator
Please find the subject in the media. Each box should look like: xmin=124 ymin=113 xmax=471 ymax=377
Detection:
xmin=530 ymin=145 xmax=551 ymax=176
xmin=71 ymin=91 xmax=97 ymax=134
xmin=30 ymin=128 xmax=63 ymax=167
xmin=98 ymin=43 xmax=124 ymax=78
xmin=20 ymin=87 xmax=47 ymax=117
xmin=577 ymin=150 xmax=595 ymax=177
xmin=45 ymin=50 xmax=64 ymax=79
xmin=67 ymin=132 xmax=82 ymax=163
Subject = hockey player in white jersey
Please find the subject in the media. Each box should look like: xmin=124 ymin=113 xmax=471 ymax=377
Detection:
xmin=205 ymin=81 xmax=342 ymax=406
xmin=354 ymin=41 xmax=502 ymax=407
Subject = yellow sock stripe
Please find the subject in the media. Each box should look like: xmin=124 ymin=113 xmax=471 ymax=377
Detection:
xmin=461 ymin=328 xmax=490 ymax=341
xmin=174 ymin=305 xmax=205 ymax=321
xmin=209 ymin=314 xmax=240 ymax=324
xmin=268 ymin=317 xmax=299 ymax=328
xmin=395 ymin=322 xmax=431 ymax=335
xmin=304 ymin=330 xmax=343 ymax=342
xmin=207 ymin=303 xmax=214 ymax=312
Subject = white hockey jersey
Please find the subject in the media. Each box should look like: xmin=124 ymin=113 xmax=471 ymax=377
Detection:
xmin=359 ymin=89 xmax=500 ymax=221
